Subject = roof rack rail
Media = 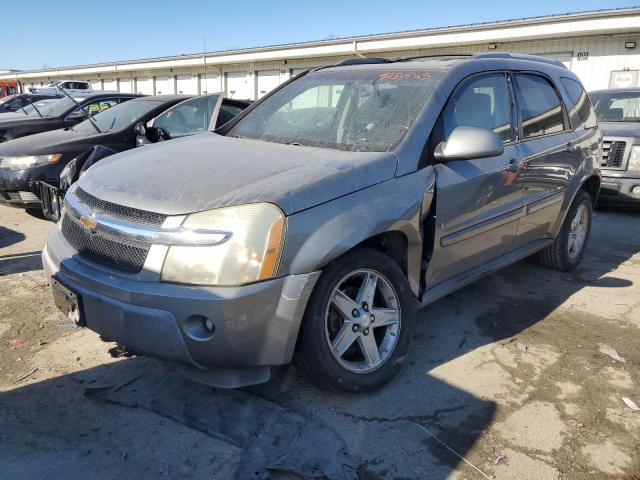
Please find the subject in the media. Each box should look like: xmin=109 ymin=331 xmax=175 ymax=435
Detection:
xmin=472 ymin=52 xmax=567 ymax=69
xmin=397 ymin=54 xmax=473 ymax=62
xmin=336 ymin=57 xmax=392 ymax=66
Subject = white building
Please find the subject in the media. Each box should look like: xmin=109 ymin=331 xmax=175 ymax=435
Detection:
xmin=2 ymin=7 xmax=640 ymax=98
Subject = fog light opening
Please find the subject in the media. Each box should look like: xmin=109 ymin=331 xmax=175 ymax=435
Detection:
xmin=182 ymin=314 xmax=215 ymax=341
xmin=631 ymin=186 xmax=640 ymax=196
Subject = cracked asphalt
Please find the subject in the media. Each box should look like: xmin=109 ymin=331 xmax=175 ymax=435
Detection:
xmin=0 ymin=203 xmax=639 ymax=479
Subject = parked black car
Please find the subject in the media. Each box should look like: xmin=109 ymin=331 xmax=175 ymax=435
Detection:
xmin=0 ymin=93 xmax=61 ymax=114
xmin=0 ymin=92 xmax=141 ymax=143
xmin=0 ymin=94 xmax=249 ymax=216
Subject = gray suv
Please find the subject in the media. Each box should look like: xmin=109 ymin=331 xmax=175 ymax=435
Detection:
xmin=589 ymin=88 xmax=640 ymax=205
xmin=43 ymin=53 xmax=601 ymax=392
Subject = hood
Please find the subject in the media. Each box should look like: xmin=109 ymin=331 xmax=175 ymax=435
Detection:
xmin=0 ymin=127 xmax=105 ymax=157
xmin=0 ymin=114 xmax=55 ymax=127
xmin=599 ymin=121 xmax=640 ymax=139
xmin=77 ymin=133 xmax=398 ymax=216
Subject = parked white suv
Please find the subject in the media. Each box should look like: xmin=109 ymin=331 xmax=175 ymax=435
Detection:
xmin=29 ymin=80 xmax=92 ymax=95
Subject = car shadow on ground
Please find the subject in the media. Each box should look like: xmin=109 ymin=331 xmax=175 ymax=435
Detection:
xmin=0 ymin=250 xmax=43 ymax=276
xmin=1 ymin=210 xmax=638 ymax=479
xmin=0 ymin=225 xmax=26 ymax=248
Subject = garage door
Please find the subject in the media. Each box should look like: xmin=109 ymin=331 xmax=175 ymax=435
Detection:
xmin=226 ymin=72 xmax=252 ymax=100
xmin=136 ymin=77 xmax=153 ymax=95
xmin=155 ymin=76 xmax=174 ymax=95
xmin=176 ymin=74 xmax=198 ymax=94
xmin=90 ymin=80 xmax=102 ymax=91
xmin=257 ymin=70 xmax=281 ymax=98
xmin=201 ymin=74 xmax=221 ymax=94
xmin=102 ymin=78 xmax=117 ymax=91
xmin=118 ymin=78 xmax=132 ymax=93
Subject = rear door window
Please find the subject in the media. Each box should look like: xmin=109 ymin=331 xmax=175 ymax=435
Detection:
xmin=513 ymin=74 xmax=566 ymax=139
xmin=441 ymin=73 xmax=514 ymax=143
xmin=560 ymin=77 xmax=597 ymax=129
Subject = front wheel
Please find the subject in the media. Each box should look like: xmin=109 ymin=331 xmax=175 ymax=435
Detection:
xmin=538 ymin=190 xmax=593 ymax=271
xmin=296 ymin=248 xmax=416 ymax=393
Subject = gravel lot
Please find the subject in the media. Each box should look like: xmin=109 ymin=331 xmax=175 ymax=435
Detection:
xmin=0 ymin=203 xmax=638 ymax=479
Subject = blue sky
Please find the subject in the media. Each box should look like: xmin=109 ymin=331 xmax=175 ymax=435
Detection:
xmin=3 ymin=1 xmax=638 ymax=70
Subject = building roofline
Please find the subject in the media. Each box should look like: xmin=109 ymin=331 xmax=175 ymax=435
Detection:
xmin=3 ymin=7 xmax=640 ymax=80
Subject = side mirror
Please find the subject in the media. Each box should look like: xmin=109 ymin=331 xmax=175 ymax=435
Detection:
xmin=434 ymin=126 xmax=504 ymax=162
xmin=133 ymin=122 xmax=146 ymax=136
xmin=156 ymin=127 xmax=171 ymax=141
xmin=66 ymin=109 xmax=87 ymax=123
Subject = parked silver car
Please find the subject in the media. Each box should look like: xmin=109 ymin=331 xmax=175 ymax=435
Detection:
xmin=43 ymin=53 xmax=601 ymax=392
xmin=30 ymin=80 xmax=93 ymax=96
xmin=589 ymin=88 xmax=640 ymax=205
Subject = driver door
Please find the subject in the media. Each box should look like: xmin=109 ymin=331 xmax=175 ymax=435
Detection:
xmin=425 ymin=73 xmax=525 ymax=287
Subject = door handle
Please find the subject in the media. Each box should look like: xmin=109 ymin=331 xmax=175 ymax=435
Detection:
xmin=506 ymin=159 xmax=519 ymax=173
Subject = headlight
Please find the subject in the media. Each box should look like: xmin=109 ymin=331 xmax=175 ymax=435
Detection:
xmin=628 ymin=145 xmax=640 ymax=171
xmin=0 ymin=153 xmax=62 ymax=171
xmin=161 ymin=203 xmax=285 ymax=286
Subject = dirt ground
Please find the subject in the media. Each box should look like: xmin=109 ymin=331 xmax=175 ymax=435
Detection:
xmin=0 ymin=203 xmax=639 ymax=480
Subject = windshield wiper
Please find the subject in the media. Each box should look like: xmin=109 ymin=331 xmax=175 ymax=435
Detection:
xmin=28 ymin=102 xmax=43 ymax=118
xmin=56 ymin=86 xmax=102 ymax=134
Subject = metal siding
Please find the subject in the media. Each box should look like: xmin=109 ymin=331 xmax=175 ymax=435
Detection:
xmin=226 ymin=72 xmax=253 ymax=100
xmin=118 ymin=78 xmax=132 ymax=93
xmin=136 ymin=77 xmax=154 ymax=95
xmin=176 ymin=74 xmax=198 ymax=94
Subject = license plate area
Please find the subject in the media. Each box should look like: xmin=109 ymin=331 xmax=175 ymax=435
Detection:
xmin=51 ymin=278 xmax=85 ymax=326
xmin=37 ymin=181 xmax=66 ymax=222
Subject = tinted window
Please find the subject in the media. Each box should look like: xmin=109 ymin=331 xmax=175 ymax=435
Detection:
xmin=216 ymin=103 xmax=245 ymax=128
xmin=561 ymin=77 xmax=597 ymax=129
xmin=155 ymin=96 xmax=217 ymax=137
xmin=441 ymin=73 xmax=513 ymax=143
xmin=514 ymin=74 xmax=565 ymax=139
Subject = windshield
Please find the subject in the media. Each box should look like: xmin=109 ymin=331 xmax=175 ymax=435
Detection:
xmin=0 ymin=95 xmax=15 ymax=106
xmin=21 ymin=98 xmax=62 ymax=116
xmin=590 ymin=91 xmax=640 ymax=122
xmin=21 ymin=97 xmax=77 ymax=117
xmin=73 ymin=99 xmax=165 ymax=133
xmin=228 ymin=69 xmax=443 ymax=152
xmin=47 ymin=80 xmax=62 ymax=87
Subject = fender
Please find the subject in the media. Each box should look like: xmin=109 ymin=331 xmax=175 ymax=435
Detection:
xmin=279 ymin=167 xmax=437 ymax=297
xmin=550 ymin=129 xmax=602 ymax=237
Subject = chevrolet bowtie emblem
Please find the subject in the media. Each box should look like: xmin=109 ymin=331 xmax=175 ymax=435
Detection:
xmin=79 ymin=215 xmax=97 ymax=231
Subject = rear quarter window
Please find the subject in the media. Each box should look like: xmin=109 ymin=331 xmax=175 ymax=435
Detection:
xmin=561 ymin=77 xmax=597 ymax=129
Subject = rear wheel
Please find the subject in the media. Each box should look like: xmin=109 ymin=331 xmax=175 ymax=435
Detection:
xmin=538 ymin=190 xmax=592 ymax=271
xmin=296 ymin=248 xmax=415 ymax=393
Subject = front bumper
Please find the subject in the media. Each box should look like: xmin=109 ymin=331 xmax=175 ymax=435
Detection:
xmin=599 ymin=173 xmax=640 ymax=204
xmin=43 ymin=224 xmax=320 ymax=372
xmin=0 ymin=165 xmax=60 ymax=208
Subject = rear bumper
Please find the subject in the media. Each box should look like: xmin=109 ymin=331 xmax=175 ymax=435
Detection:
xmin=43 ymin=225 xmax=320 ymax=372
xmin=599 ymin=174 xmax=640 ymax=204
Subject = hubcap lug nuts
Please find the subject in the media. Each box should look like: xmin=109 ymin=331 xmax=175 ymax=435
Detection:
xmin=363 ymin=328 xmax=369 ymax=336
xmin=352 ymin=309 xmax=359 ymax=317
xmin=352 ymin=325 xmax=360 ymax=333
xmin=371 ymin=315 xmax=375 ymax=323
xmin=362 ymin=302 xmax=368 ymax=311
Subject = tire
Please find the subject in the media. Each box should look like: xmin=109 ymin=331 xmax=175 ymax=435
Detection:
xmin=296 ymin=248 xmax=416 ymax=393
xmin=538 ymin=190 xmax=593 ymax=271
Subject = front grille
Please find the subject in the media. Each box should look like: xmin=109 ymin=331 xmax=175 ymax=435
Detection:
xmin=602 ymin=140 xmax=626 ymax=168
xmin=75 ymin=187 xmax=167 ymax=226
xmin=61 ymin=214 xmax=150 ymax=273
xmin=2 ymin=191 xmax=21 ymax=201
xmin=18 ymin=191 xmax=39 ymax=202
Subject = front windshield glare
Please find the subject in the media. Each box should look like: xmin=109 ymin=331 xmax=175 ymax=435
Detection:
xmin=73 ymin=99 xmax=165 ymax=133
xmin=229 ymin=69 xmax=442 ymax=152
xmin=591 ymin=92 xmax=640 ymax=122
xmin=22 ymin=98 xmax=63 ymax=117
